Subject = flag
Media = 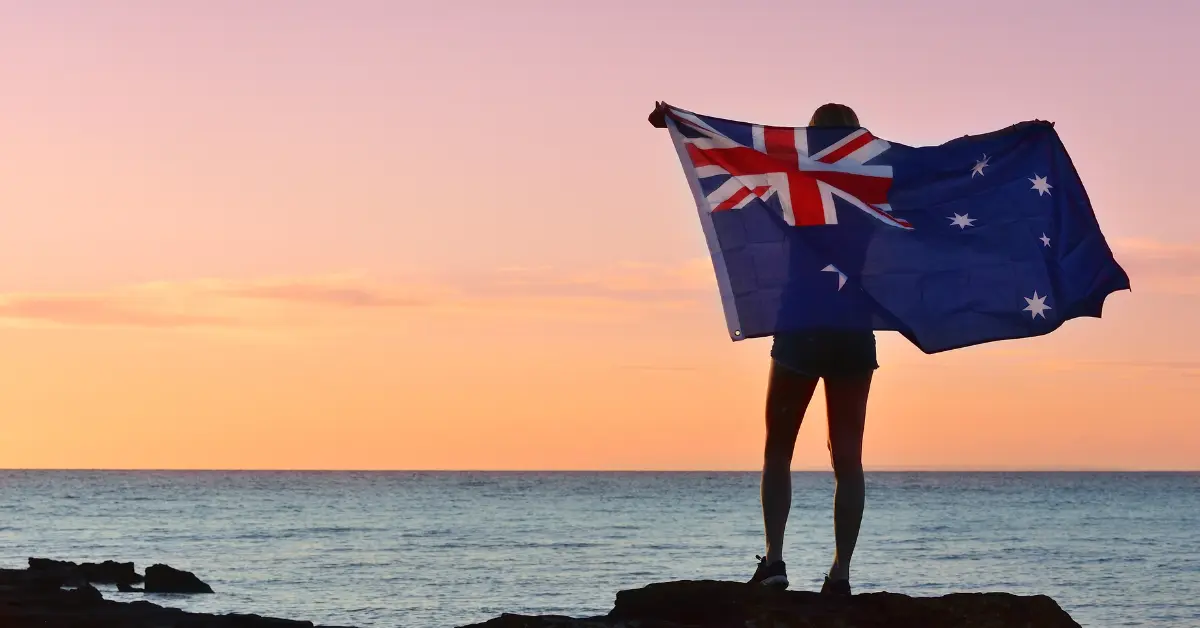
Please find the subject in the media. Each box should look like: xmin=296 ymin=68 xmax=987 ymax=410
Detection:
xmin=662 ymin=105 xmax=1130 ymax=353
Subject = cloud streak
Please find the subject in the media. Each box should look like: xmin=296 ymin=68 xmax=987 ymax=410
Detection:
xmin=1111 ymin=237 xmax=1200 ymax=294
xmin=1024 ymin=357 xmax=1200 ymax=378
xmin=0 ymin=297 xmax=228 ymax=329
xmin=0 ymin=259 xmax=716 ymax=330
xmin=617 ymin=365 xmax=701 ymax=372
xmin=225 ymin=282 xmax=428 ymax=308
xmin=3 ymin=237 xmax=1195 ymax=333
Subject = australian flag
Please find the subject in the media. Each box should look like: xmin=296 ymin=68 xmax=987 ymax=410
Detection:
xmin=663 ymin=105 xmax=1130 ymax=353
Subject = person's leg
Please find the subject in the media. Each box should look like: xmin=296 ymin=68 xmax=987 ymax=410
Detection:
xmin=761 ymin=360 xmax=819 ymax=565
xmin=823 ymin=371 xmax=872 ymax=584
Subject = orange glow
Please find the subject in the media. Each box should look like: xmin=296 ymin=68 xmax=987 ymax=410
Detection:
xmin=1 ymin=2 xmax=1197 ymax=470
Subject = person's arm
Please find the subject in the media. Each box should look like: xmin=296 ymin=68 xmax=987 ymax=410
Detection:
xmin=648 ymin=101 xmax=671 ymax=128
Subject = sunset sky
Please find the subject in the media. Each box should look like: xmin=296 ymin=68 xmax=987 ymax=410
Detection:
xmin=1 ymin=0 xmax=1197 ymax=470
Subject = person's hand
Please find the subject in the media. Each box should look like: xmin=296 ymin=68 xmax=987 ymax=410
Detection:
xmin=648 ymin=101 xmax=671 ymax=128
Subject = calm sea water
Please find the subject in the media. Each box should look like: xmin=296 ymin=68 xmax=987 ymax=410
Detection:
xmin=0 ymin=472 xmax=1196 ymax=627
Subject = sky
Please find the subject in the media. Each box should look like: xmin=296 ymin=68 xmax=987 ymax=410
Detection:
xmin=1 ymin=0 xmax=1197 ymax=470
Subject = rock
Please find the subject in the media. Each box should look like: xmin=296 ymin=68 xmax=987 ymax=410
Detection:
xmin=28 ymin=557 xmax=144 ymax=586
xmin=27 ymin=557 xmax=71 ymax=571
xmin=0 ymin=567 xmax=68 ymax=593
xmin=64 ymin=583 xmax=105 ymax=604
xmin=221 ymin=614 xmax=315 ymax=627
xmin=117 ymin=582 xmax=145 ymax=592
xmin=2 ymin=561 xmax=356 ymax=628
xmin=144 ymin=563 xmax=214 ymax=594
xmin=459 ymin=580 xmax=1082 ymax=628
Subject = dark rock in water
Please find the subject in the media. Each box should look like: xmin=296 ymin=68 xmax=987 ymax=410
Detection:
xmin=1 ymin=564 xmax=348 ymax=627
xmin=117 ymin=582 xmax=145 ymax=593
xmin=459 ymin=580 xmax=1082 ymax=628
xmin=28 ymin=557 xmax=144 ymax=586
xmin=144 ymin=563 xmax=214 ymax=594
xmin=27 ymin=557 xmax=72 ymax=572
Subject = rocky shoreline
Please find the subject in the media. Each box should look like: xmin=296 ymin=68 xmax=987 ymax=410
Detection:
xmin=1 ymin=558 xmax=1083 ymax=628
xmin=0 ymin=558 xmax=350 ymax=628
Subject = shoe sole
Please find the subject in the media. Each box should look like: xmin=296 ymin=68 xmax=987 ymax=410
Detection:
xmin=759 ymin=575 xmax=789 ymax=588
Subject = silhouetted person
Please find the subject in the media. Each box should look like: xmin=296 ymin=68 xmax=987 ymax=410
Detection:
xmin=649 ymin=102 xmax=873 ymax=595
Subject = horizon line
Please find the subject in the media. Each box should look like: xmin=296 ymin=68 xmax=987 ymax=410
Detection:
xmin=2 ymin=467 xmax=1197 ymax=473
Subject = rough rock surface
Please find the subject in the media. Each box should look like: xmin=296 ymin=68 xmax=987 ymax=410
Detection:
xmin=460 ymin=580 xmax=1083 ymax=628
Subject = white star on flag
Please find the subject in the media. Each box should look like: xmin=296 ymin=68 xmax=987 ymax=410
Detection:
xmin=1030 ymin=174 xmax=1053 ymax=196
xmin=1023 ymin=291 xmax=1052 ymax=319
xmin=822 ymin=264 xmax=847 ymax=291
xmin=971 ymin=154 xmax=990 ymax=177
xmin=1040 ymin=233 xmax=1051 ymax=247
xmin=948 ymin=213 xmax=976 ymax=229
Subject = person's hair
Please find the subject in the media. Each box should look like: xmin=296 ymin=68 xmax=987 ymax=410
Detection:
xmin=808 ymin=103 xmax=859 ymax=128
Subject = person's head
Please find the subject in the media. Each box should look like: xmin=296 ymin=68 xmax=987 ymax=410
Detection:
xmin=808 ymin=103 xmax=859 ymax=128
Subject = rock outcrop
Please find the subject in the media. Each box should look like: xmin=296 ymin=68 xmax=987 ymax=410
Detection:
xmin=0 ymin=564 xmax=348 ymax=628
xmin=25 ymin=557 xmax=213 ymax=594
xmin=460 ymin=580 xmax=1082 ymax=628
xmin=27 ymin=557 xmax=144 ymax=587
xmin=144 ymin=563 xmax=215 ymax=594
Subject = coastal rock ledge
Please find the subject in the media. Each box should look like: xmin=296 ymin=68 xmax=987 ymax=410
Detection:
xmin=1 ymin=561 xmax=1081 ymax=628
xmin=460 ymin=580 xmax=1082 ymax=628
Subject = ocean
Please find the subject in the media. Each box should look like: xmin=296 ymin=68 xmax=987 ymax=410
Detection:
xmin=0 ymin=471 xmax=1196 ymax=627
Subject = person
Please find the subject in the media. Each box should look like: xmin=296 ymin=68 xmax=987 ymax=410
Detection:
xmin=649 ymin=102 xmax=875 ymax=596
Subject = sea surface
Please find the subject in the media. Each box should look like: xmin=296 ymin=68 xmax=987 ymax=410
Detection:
xmin=0 ymin=472 xmax=1197 ymax=627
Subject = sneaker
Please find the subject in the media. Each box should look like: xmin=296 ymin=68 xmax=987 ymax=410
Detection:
xmin=748 ymin=555 xmax=788 ymax=588
xmin=820 ymin=576 xmax=851 ymax=596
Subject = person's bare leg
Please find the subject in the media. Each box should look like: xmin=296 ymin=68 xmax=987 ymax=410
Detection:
xmin=761 ymin=361 xmax=819 ymax=564
xmin=823 ymin=372 xmax=872 ymax=583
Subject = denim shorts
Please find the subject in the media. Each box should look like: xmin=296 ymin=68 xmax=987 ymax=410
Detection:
xmin=770 ymin=330 xmax=879 ymax=378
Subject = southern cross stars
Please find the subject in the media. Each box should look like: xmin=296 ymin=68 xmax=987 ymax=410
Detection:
xmin=972 ymin=154 xmax=990 ymax=177
xmin=1030 ymin=174 xmax=1052 ymax=196
xmin=1040 ymin=233 xmax=1051 ymax=247
xmin=822 ymin=264 xmax=847 ymax=291
xmin=1024 ymin=291 xmax=1052 ymax=319
xmin=948 ymin=213 xmax=976 ymax=229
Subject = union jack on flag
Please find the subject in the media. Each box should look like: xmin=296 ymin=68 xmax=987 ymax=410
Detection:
xmin=658 ymin=104 xmax=1130 ymax=354
xmin=667 ymin=107 xmax=911 ymax=230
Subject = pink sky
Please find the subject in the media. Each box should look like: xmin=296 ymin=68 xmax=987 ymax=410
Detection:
xmin=1 ymin=0 xmax=1197 ymax=470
